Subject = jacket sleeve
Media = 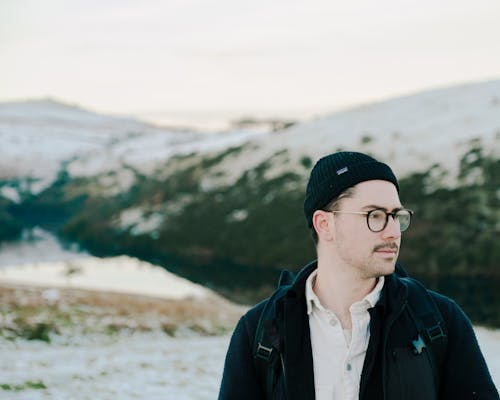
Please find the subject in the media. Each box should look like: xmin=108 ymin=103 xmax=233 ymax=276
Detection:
xmin=433 ymin=293 xmax=499 ymax=399
xmin=218 ymin=313 xmax=266 ymax=400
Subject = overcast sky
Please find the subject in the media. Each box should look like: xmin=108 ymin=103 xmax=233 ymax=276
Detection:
xmin=1 ymin=0 xmax=500 ymax=126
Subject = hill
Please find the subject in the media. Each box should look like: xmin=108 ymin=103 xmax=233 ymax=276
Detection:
xmin=0 ymin=80 xmax=499 ymax=307
xmin=0 ymin=98 xmax=270 ymax=196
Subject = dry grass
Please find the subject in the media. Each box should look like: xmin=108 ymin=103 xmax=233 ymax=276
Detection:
xmin=0 ymin=283 xmax=246 ymax=340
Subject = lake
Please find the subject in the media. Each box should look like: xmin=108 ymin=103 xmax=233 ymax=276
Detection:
xmin=0 ymin=228 xmax=498 ymax=328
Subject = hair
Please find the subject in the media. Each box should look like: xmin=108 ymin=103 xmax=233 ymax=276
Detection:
xmin=310 ymin=186 xmax=357 ymax=245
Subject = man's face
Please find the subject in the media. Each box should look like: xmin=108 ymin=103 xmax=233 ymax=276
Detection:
xmin=332 ymin=180 xmax=402 ymax=279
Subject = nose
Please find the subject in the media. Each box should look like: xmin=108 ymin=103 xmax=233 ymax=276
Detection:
xmin=382 ymin=215 xmax=401 ymax=240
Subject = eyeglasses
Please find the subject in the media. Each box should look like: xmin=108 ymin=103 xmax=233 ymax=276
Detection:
xmin=328 ymin=208 xmax=414 ymax=232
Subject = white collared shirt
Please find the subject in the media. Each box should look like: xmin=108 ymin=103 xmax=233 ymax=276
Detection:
xmin=305 ymin=270 xmax=384 ymax=400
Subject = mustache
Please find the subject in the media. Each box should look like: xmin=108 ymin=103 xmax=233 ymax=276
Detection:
xmin=373 ymin=243 xmax=399 ymax=252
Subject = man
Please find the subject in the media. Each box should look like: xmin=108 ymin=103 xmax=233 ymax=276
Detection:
xmin=218 ymin=151 xmax=498 ymax=399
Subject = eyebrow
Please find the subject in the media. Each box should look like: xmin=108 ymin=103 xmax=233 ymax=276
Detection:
xmin=361 ymin=205 xmax=404 ymax=212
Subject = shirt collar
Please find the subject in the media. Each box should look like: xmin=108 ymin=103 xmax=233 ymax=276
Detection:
xmin=305 ymin=269 xmax=320 ymax=315
xmin=364 ymin=276 xmax=385 ymax=308
xmin=305 ymin=269 xmax=385 ymax=315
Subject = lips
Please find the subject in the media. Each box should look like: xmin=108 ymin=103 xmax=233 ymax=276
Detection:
xmin=375 ymin=249 xmax=397 ymax=254
xmin=374 ymin=244 xmax=399 ymax=254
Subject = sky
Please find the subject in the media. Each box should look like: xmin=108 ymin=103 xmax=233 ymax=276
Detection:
xmin=1 ymin=0 xmax=500 ymax=128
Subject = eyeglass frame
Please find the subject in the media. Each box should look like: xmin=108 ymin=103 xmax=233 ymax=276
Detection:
xmin=326 ymin=208 xmax=414 ymax=232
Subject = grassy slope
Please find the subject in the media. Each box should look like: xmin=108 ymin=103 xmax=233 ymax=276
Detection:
xmin=0 ymin=283 xmax=244 ymax=341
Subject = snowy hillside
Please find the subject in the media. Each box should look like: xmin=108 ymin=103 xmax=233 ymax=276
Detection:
xmin=0 ymin=255 xmax=213 ymax=300
xmin=202 ymin=79 xmax=500 ymax=189
xmin=2 ymin=80 xmax=498 ymax=198
xmin=0 ymin=99 xmax=270 ymax=196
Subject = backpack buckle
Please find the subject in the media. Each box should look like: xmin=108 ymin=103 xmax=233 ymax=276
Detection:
xmin=426 ymin=323 xmax=446 ymax=342
xmin=256 ymin=342 xmax=274 ymax=361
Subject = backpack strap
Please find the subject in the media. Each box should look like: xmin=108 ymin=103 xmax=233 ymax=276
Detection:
xmin=401 ymin=277 xmax=448 ymax=386
xmin=253 ymin=270 xmax=294 ymax=399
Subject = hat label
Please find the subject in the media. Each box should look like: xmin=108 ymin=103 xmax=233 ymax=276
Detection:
xmin=336 ymin=167 xmax=348 ymax=175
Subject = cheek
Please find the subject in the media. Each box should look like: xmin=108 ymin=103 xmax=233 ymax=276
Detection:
xmin=339 ymin=225 xmax=371 ymax=245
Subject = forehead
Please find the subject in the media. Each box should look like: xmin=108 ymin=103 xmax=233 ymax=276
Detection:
xmin=344 ymin=180 xmax=401 ymax=208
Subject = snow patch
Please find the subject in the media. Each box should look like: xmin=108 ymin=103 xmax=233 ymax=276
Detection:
xmin=475 ymin=327 xmax=500 ymax=389
xmin=117 ymin=208 xmax=164 ymax=236
xmin=0 ymin=327 xmax=498 ymax=399
xmin=0 ymin=332 xmax=229 ymax=400
xmin=0 ymin=256 xmax=211 ymax=300
xmin=0 ymin=186 xmax=21 ymax=203
xmin=226 ymin=209 xmax=249 ymax=223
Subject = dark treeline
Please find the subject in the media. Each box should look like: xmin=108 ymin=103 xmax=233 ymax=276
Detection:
xmin=399 ymin=142 xmax=499 ymax=278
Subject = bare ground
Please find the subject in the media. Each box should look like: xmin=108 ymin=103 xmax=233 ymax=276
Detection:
xmin=0 ymin=283 xmax=246 ymax=340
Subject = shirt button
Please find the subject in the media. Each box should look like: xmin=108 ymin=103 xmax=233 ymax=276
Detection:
xmin=346 ymin=363 xmax=352 ymax=371
xmin=329 ymin=318 xmax=336 ymax=326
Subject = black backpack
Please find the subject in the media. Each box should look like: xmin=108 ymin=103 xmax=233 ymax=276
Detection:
xmin=252 ymin=267 xmax=448 ymax=399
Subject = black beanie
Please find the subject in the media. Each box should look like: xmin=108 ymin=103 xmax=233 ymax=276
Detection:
xmin=304 ymin=152 xmax=399 ymax=227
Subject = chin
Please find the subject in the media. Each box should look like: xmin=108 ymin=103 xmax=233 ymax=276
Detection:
xmin=376 ymin=260 xmax=396 ymax=276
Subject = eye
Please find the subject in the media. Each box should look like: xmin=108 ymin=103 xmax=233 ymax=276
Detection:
xmin=368 ymin=210 xmax=385 ymax=221
xmin=395 ymin=210 xmax=410 ymax=220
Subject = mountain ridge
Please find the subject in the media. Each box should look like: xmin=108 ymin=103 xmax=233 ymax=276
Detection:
xmin=0 ymin=98 xmax=269 ymax=195
xmin=0 ymin=79 xmax=499 ymax=308
xmin=203 ymin=78 xmax=500 ymax=189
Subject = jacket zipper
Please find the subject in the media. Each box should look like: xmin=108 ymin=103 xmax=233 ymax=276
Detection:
xmin=280 ymin=351 xmax=287 ymax=399
xmin=276 ymin=298 xmax=287 ymax=399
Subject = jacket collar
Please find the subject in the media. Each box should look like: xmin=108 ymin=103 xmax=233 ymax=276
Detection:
xmin=287 ymin=260 xmax=318 ymax=297
xmin=373 ymin=267 xmax=408 ymax=318
xmin=277 ymin=260 xmax=408 ymax=400
xmin=286 ymin=260 xmax=408 ymax=309
xmin=279 ymin=263 xmax=316 ymax=400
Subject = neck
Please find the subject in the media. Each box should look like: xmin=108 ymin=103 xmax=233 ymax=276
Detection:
xmin=314 ymin=254 xmax=377 ymax=329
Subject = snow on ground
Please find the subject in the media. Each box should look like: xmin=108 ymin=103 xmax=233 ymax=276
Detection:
xmin=0 ymin=331 xmax=230 ymax=400
xmin=476 ymin=327 xmax=500 ymax=389
xmin=0 ymin=234 xmax=244 ymax=399
xmin=0 ymin=256 xmax=211 ymax=300
xmin=0 ymin=327 xmax=498 ymax=399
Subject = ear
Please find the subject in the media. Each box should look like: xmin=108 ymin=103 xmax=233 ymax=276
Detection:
xmin=312 ymin=210 xmax=334 ymax=242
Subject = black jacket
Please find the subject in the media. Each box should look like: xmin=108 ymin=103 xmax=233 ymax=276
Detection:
xmin=219 ymin=261 xmax=498 ymax=399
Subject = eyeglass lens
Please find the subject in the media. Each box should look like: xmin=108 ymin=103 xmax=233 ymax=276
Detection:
xmin=367 ymin=209 xmax=411 ymax=232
